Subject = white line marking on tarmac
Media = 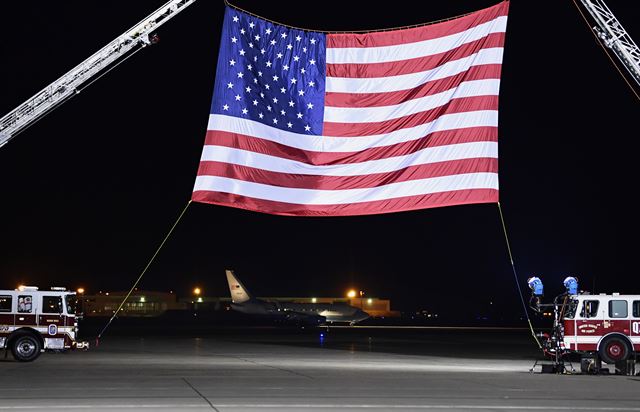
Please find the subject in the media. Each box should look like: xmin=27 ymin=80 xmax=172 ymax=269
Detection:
xmin=1 ymin=405 xmax=640 ymax=410
xmin=330 ymin=326 xmax=529 ymax=330
xmin=0 ymin=406 xmax=208 ymax=410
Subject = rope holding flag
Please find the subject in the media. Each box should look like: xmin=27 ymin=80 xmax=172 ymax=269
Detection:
xmin=498 ymin=202 xmax=542 ymax=349
xmin=96 ymin=200 xmax=192 ymax=343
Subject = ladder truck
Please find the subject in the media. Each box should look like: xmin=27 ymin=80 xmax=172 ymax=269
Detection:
xmin=0 ymin=0 xmax=196 ymax=149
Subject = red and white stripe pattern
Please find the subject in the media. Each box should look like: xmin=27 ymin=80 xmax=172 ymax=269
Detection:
xmin=193 ymin=2 xmax=509 ymax=216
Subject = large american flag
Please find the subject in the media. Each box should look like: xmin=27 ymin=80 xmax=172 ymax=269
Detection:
xmin=192 ymin=2 xmax=509 ymax=216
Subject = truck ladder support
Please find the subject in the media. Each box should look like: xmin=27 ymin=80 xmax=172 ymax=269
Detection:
xmin=0 ymin=0 xmax=197 ymax=149
xmin=579 ymin=0 xmax=640 ymax=88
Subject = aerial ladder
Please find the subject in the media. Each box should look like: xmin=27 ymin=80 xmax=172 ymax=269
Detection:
xmin=578 ymin=0 xmax=640 ymax=89
xmin=2 ymin=0 xmax=637 ymax=150
xmin=0 ymin=0 xmax=196 ymax=149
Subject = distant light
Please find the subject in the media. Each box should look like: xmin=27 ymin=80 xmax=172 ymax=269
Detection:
xmin=347 ymin=290 xmax=356 ymax=298
xmin=18 ymin=285 xmax=25 ymax=291
xmin=105 ymin=292 xmax=109 ymax=296
xmin=140 ymin=296 xmax=146 ymax=303
xmin=77 ymin=288 xmax=85 ymax=294
xmin=311 ymin=297 xmax=317 ymax=303
xmin=193 ymin=287 xmax=202 ymax=296
xmin=367 ymin=298 xmax=372 ymax=304
xmin=197 ymin=297 xmax=203 ymax=303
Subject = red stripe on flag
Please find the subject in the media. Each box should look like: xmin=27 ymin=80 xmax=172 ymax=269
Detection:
xmin=326 ymin=2 xmax=508 ymax=49
xmin=204 ymin=127 xmax=497 ymax=166
xmin=323 ymin=96 xmax=498 ymax=137
xmin=327 ymin=33 xmax=505 ymax=78
xmin=196 ymin=158 xmax=498 ymax=190
xmin=192 ymin=189 xmax=499 ymax=217
xmin=325 ymin=65 xmax=502 ymax=108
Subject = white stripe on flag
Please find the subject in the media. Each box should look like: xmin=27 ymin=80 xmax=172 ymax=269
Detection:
xmin=325 ymin=16 xmax=508 ymax=64
xmin=207 ymin=111 xmax=498 ymax=152
xmin=193 ymin=172 xmax=499 ymax=205
xmin=200 ymin=141 xmax=498 ymax=176
xmin=325 ymin=48 xmax=503 ymax=94
xmin=324 ymin=79 xmax=500 ymax=123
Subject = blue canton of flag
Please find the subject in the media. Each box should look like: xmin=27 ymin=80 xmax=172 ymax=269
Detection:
xmin=211 ymin=8 xmax=326 ymax=135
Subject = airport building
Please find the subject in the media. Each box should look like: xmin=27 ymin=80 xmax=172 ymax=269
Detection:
xmin=81 ymin=291 xmax=398 ymax=318
xmin=81 ymin=291 xmax=185 ymax=317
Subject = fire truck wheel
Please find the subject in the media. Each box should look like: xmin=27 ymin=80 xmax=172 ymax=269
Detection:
xmin=599 ymin=336 xmax=631 ymax=364
xmin=10 ymin=333 xmax=41 ymax=362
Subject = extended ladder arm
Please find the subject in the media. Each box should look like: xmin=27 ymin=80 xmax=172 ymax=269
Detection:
xmin=0 ymin=0 xmax=196 ymax=149
xmin=579 ymin=0 xmax=640 ymax=88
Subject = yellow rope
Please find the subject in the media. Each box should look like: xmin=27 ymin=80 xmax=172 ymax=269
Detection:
xmin=223 ymin=0 xmax=483 ymax=34
xmin=97 ymin=200 xmax=192 ymax=341
xmin=571 ymin=0 xmax=640 ymax=102
xmin=498 ymin=202 xmax=542 ymax=349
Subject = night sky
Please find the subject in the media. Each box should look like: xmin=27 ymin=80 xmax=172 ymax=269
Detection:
xmin=1 ymin=1 xmax=639 ymax=316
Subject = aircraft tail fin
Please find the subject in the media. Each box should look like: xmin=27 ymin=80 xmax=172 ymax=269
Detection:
xmin=225 ymin=269 xmax=252 ymax=303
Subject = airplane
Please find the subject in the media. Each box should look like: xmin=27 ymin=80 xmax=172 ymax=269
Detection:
xmin=225 ymin=270 xmax=370 ymax=326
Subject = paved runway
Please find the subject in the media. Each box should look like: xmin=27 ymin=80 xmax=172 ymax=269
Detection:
xmin=1 ymin=328 xmax=639 ymax=411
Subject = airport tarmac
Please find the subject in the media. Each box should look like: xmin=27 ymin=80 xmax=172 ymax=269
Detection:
xmin=1 ymin=327 xmax=639 ymax=411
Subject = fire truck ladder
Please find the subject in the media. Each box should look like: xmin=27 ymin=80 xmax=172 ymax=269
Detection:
xmin=578 ymin=0 xmax=640 ymax=89
xmin=0 ymin=0 xmax=197 ymax=149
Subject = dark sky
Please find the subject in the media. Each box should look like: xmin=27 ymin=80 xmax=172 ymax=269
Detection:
xmin=1 ymin=1 xmax=639 ymax=314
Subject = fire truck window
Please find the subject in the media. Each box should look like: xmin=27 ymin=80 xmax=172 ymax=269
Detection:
xmin=17 ymin=295 xmax=33 ymax=313
xmin=564 ymin=299 xmax=578 ymax=319
xmin=0 ymin=296 xmax=12 ymax=312
xmin=42 ymin=296 xmax=63 ymax=314
xmin=608 ymin=300 xmax=628 ymax=318
xmin=633 ymin=301 xmax=640 ymax=318
xmin=580 ymin=300 xmax=599 ymax=318
xmin=65 ymin=295 xmax=77 ymax=315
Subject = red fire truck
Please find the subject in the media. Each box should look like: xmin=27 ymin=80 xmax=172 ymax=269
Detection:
xmin=529 ymin=277 xmax=639 ymax=372
xmin=562 ymin=293 xmax=640 ymax=364
xmin=0 ymin=286 xmax=88 ymax=361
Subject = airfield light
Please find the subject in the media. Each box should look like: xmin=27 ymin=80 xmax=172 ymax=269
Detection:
xmin=347 ymin=290 xmax=356 ymax=298
xmin=77 ymin=287 xmax=85 ymax=294
xmin=311 ymin=297 xmax=317 ymax=303
xmin=193 ymin=287 xmax=202 ymax=296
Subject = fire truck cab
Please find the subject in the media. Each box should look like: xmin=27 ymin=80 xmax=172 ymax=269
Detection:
xmin=563 ymin=293 xmax=640 ymax=364
xmin=0 ymin=286 xmax=88 ymax=362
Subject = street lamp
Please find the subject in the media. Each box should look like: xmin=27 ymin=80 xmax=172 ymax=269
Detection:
xmin=193 ymin=287 xmax=201 ymax=296
xmin=347 ymin=290 xmax=356 ymax=298
xmin=77 ymin=287 xmax=85 ymax=294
